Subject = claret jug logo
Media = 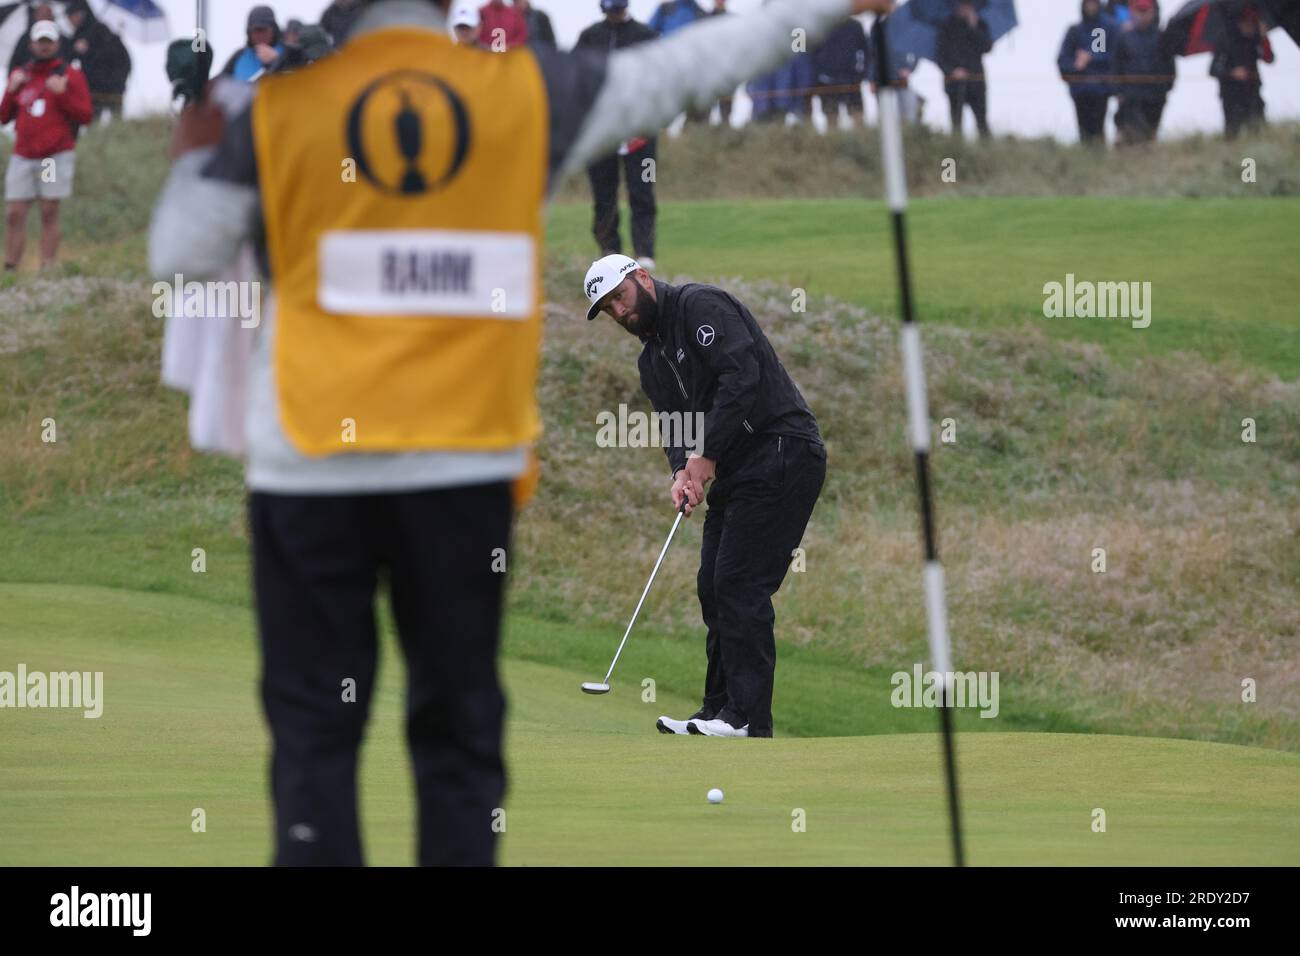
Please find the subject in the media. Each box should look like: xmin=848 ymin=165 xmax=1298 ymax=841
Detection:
xmin=347 ymin=71 xmax=472 ymax=196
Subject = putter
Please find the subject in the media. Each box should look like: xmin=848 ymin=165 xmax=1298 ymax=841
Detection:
xmin=581 ymin=498 xmax=691 ymax=695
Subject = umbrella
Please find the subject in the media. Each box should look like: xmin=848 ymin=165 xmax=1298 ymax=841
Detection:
xmin=0 ymin=1 xmax=51 ymax=73
xmin=0 ymin=3 xmax=26 ymax=50
xmin=89 ymin=0 xmax=168 ymax=43
xmin=3 ymin=0 xmax=167 ymax=72
xmin=883 ymin=0 xmax=1018 ymax=69
xmin=1255 ymin=0 xmax=1300 ymax=44
xmin=1164 ymin=0 xmax=1299 ymax=55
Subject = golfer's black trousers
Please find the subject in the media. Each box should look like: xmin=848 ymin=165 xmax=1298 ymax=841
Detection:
xmin=249 ymin=482 xmax=512 ymax=867
xmin=697 ymin=435 xmax=827 ymax=737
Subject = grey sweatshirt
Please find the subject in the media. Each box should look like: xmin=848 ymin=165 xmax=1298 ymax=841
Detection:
xmin=149 ymin=0 xmax=858 ymax=493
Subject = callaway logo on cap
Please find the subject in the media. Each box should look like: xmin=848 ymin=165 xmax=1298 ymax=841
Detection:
xmin=583 ymin=254 xmax=641 ymax=320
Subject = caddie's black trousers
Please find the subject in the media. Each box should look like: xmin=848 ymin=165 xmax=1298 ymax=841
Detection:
xmin=249 ymin=482 xmax=512 ymax=866
xmin=697 ymin=434 xmax=827 ymax=737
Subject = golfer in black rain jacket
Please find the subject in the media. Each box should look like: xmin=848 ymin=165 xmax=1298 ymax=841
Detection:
xmin=583 ymin=255 xmax=827 ymax=738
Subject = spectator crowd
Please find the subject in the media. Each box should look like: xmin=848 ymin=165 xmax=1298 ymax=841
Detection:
xmin=0 ymin=0 xmax=1290 ymax=273
xmin=1058 ymin=0 xmax=1274 ymax=143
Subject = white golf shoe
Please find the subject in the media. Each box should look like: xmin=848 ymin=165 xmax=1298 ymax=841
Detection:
xmin=657 ymin=709 xmax=717 ymax=735
xmin=687 ymin=718 xmax=749 ymax=737
xmin=655 ymin=715 xmax=693 ymax=734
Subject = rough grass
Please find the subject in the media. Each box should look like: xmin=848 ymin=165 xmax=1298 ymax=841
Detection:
xmin=0 ymin=277 xmax=232 ymax=510
xmin=7 ymin=118 xmax=1298 ymax=224
xmin=553 ymin=121 xmax=1300 ymax=202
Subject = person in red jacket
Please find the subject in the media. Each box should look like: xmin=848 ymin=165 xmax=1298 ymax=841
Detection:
xmin=477 ymin=0 xmax=528 ymax=50
xmin=2 ymin=21 xmax=92 ymax=272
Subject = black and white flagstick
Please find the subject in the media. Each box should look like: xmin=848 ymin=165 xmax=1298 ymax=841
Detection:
xmin=871 ymin=14 xmax=965 ymax=868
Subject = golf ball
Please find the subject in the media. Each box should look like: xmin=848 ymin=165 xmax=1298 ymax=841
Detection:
xmin=707 ymin=788 xmax=724 ymax=804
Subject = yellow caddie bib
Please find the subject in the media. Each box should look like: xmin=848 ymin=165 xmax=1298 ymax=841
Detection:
xmin=252 ymin=28 xmax=548 ymax=499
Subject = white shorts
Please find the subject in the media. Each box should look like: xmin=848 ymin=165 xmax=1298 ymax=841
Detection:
xmin=4 ymin=150 xmax=76 ymax=202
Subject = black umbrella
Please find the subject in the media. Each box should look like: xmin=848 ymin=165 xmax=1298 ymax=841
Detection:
xmin=1265 ymin=0 xmax=1300 ymax=43
xmin=1164 ymin=0 xmax=1299 ymax=56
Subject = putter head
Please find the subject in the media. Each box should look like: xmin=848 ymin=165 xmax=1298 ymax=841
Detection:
xmin=580 ymin=682 xmax=610 ymax=695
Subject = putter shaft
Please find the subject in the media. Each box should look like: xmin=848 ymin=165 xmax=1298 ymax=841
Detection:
xmin=596 ymin=503 xmax=689 ymax=688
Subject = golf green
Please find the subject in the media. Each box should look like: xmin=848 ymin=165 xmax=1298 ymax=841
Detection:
xmin=2 ymin=583 xmax=1296 ymax=866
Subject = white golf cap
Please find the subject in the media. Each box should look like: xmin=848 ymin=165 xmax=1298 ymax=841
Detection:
xmin=450 ymin=3 xmax=480 ymax=28
xmin=583 ymin=254 xmax=642 ymax=320
xmin=30 ymin=20 xmax=60 ymax=42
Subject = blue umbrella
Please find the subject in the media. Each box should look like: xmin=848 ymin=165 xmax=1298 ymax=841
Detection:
xmin=90 ymin=0 xmax=169 ymax=43
xmin=879 ymin=2 xmax=936 ymax=73
xmin=884 ymin=0 xmax=1018 ymax=68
